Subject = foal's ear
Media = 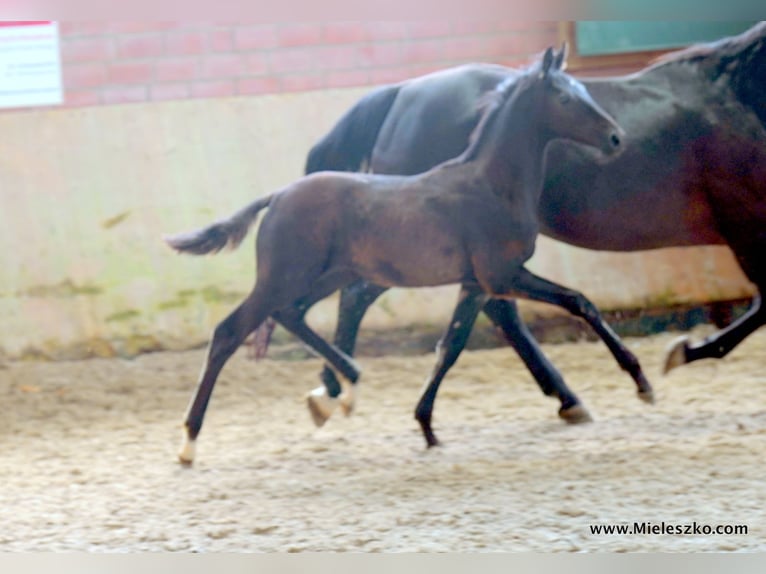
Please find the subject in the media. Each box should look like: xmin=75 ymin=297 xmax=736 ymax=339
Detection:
xmin=541 ymin=46 xmax=554 ymax=77
xmin=554 ymin=42 xmax=569 ymax=71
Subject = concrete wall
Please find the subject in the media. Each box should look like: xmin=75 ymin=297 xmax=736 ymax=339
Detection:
xmin=0 ymin=21 xmax=755 ymax=360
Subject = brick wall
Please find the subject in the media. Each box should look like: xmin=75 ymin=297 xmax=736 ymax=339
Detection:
xmin=58 ymin=21 xmax=559 ymax=107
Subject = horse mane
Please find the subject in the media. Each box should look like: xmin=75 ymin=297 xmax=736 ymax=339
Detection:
xmin=651 ymin=21 xmax=766 ymax=69
xmin=457 ymin=65 xmax=539 ymax=164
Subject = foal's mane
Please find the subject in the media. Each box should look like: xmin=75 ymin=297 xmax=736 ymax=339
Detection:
xmin=457 ymin=63 xmax=541 ymax=163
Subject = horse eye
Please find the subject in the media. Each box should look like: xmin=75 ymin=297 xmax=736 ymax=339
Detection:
xmin=559 ymin=93 xmax=571 ymax=104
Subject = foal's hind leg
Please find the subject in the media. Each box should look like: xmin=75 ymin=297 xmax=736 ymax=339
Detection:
xmin=311 ymin=281 xmax=388 ymax=422
xmin=482 ymin=298 xmax=591 ymax=424
xmin=507 ymin=267 xmax=654 ymax=402
xmin=273 ymin=306 xmax=363 ymax=426
xmin=180 ymin=288 xmax=272 ymax=465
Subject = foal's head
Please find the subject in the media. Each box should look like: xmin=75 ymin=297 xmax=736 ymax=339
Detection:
xmin=533 ymin=44 xmax=624 ymax=157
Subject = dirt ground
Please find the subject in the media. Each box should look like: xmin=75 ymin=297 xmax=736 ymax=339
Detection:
xmin=1 ymin=325 xmax=765 ymax=552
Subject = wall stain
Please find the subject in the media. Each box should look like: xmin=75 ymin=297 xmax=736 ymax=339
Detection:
xmin=101 ymin=210 xmax=132 ymax=229
xmin=19 ymin=280 xmax=103 ymax=298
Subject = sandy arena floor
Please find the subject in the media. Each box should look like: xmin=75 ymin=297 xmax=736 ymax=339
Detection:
xmin=1 ymin=326 xmax=764 ymax=552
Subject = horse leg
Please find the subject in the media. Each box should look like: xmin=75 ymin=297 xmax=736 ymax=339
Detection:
xmin=482 ymin=298 xmax=591 ymax=424
xmin=664 ymin=295 xmax=766 ymax=373
xmin=507 ymin=267 xmax=654 ymax=402
xmin=272 ymin=306 xmax=362 ymax=423
xmin=180 ymin=287 xmax=273 ymax=465
xmin=310 ymin=281 xmax=388 ymax=424
xmin=664 ymin=248 xmax=766 ymax=373
xmin=415 ymin=285 xmax=487 ymax=448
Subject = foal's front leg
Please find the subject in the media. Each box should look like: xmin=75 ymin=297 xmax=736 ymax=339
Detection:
xmin=415 ymin=285 xmax=487 ymax=447
xmin=508 ymin=267 xmax=654 ymax=401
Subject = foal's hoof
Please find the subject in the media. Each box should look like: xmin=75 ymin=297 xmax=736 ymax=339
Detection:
xmin=558 ymin=404 xmax=593 ymax=424
xmin=663 ymin=335 xmax=689 ymax=374
xmin=338 ymin=385 xmax=358 ymax=417
xmin=306 ymin=387 xmax=338 ymax=427
xmin=637 ymin=389 xmax=655 ymax=404
xmin=178 ymin=438 xmax=196 ymax=466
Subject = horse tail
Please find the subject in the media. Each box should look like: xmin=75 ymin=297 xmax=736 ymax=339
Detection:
xmin=164 ymin=193 xmax=274 ymax=255
xmin=305 ymin=83 xmax=401 ymax=174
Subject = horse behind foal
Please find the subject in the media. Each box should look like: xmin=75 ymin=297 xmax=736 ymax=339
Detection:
xmin=165 ymin=47 xmax=630 ymax=463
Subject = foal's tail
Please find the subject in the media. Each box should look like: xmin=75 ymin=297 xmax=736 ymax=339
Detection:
xmin=164 ymin=193 xmax=274 ymax=255
xmin=305 ymin=83 xmax=400 ymax=174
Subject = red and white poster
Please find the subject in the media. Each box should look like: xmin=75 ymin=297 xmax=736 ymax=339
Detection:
xmin=0 ymin=21 xmax=62 ymax=108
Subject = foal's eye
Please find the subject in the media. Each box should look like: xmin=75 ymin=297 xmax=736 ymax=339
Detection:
xmin=559 ymin=93 xmax=571 ymax=104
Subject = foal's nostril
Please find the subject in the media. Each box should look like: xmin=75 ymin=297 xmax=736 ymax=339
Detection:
xmin=610 ymin=133 xmax=621 ymax=148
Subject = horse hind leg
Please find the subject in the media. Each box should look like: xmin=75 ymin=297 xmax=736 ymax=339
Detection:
xmin=272 ymin=305 xmax=362 ymax=426
xmin=311 ymin=281 xmax=388 ymax=425
xmin=179 ymin=287 xmax=274 ymax=465
xmin=664 ymin=255 xmax=766 ymax=373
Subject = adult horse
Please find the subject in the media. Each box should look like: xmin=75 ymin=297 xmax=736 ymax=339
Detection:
xmin=165 ymin=47 xmax=638 ymax=461
xmin=298 ymin=22 xmax=766 ymax=425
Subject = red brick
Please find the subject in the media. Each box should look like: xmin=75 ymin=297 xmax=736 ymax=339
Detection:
xmin=209 ymin=28 xmax=234 ymax=52
xmin=279 ymin=72 xmax=324 ymax=93
xmin=63 ymin=63 xmax=107 ymax=89
xmin=277 ymin=23 xmax=322 ymax=47
xmin=150 ymin=83 xmax=190 ymax=102
xmin=61 ymin=37 xmax=113 ymax=63
xmin=108 ymin=21 xmax=177 ymax=34
xmin=190 ymin=80 xmax=236 ymax=98
xmin=317 ymin=45 xmax=359 ymax=70
xmin=237 ymin=76 xmax=281 ymax=95
xmin=269 ymin=47 xmax=316 ymax=73
xmin=400 ymin=39 xmax=446 ymax=64
xmin=63 ymin=89 xmax=102 ymax=107
xmin=366 ymin=22 xmax=409 ymax=42
xmin=201 ymin=53 xmax=248 ymax=79
xmin=322 ymin=22 xmax=369 ymax=44
xmin=485 ymin=34 xmax=526 ymax=59
xmin=246 ymin=52 xmax=269 ymax=75
xmin=406 ymin=21 xmax=452 ymax=39
xmin=451 ymin=21 xmax=499 ymax=36
xmin=155 ymin=57 xmax=199 ymax=83
xmin=370 ymin=67 xmax=416 ymax=85
xmin=359 ymin=43 xmax=404 ymax=68
xmin=59 ymin=22 xmax=107 ymax=37
xmin=324 ymin=69 xmax=371 ymax=89
xmin=166 ymin=30 xmax=208 ymax=56
xmin=107 ymin=61 xmax=154 ymax=84
xmin=102 ymin=86 xmax=148 ymax=105
xmin=443 ymin=36 xmax=490 ymax=61
xmin=115 ymin=34 xmax=164 ymax=59
xmin=234 ymin=25 xmax=277 ymax=51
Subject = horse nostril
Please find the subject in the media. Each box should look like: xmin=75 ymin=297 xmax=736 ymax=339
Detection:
xmin=611 ymin=133 xmax=621 ymax=148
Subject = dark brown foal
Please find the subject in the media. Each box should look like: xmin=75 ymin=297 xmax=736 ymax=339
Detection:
xmin=165 ymin=46 xmax=643 ymax=462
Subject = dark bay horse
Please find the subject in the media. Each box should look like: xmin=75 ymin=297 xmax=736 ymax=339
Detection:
xmin=299 ymin=22 xmax=766 ymax=424
xmin=165 ymin=47 xmax=640 ymax=462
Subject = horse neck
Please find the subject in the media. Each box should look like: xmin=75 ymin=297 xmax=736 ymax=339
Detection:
xmin=469 ymin=82 xmax=551 ymax=206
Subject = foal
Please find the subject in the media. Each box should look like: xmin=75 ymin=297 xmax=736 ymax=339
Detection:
xmin=166 ymin=47 xmax=636 ymax=463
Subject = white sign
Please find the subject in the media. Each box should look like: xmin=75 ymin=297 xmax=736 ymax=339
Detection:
xmin=0 ymin=21 xmax=63 ymax=109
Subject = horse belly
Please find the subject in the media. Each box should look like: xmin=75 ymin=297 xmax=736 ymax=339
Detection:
xmin=349 ymin=231 xmax=469 ymax=288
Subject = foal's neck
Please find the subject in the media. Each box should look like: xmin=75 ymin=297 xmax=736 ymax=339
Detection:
xmin=469 ymin=83 xmax=551 ymax=206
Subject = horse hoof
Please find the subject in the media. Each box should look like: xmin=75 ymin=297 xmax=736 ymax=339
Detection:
xmin=637 ymin=389 xmax=655 ymax=404
xmin=306 ymin=387 xmax=338 ymax=427
xmin=558 ymin=404 xmax=593 ymax=424
xmin=338 ymin=384 xmax=358 ymax=416
xmin=663 ymin=335 xmax=689 ymax=374
xmin=178 ymin=438 xmax=196 ymax=466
